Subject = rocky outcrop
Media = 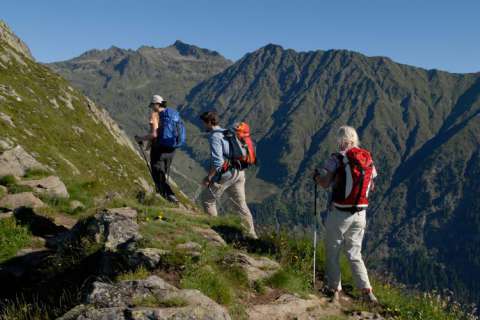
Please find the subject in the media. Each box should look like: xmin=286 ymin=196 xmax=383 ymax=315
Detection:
xmin=18 ymin=176 xmax=69 ymax=198
xmin=0 ymin=145 xmax=48 ymax=177
xmin=248 ymin=294 xmax=341 ymax=320
xmin=129 ymin=248 xmax=170 ymax=269
xmin=224 ymin=252 xmax=280 ymax=283
xmin=85 ymin=98 xmax=139 ymax=156
xmin=248 ymin=294 xmax=385 ymax=320
xmin=58 ymin=276 xmax=231 ymax=320
xmin=192 ymin=226 xmax=226 ymax=247
xmin=0 ymin=20 xmax=33 ymax=60
xmin=0 ymin=192 xmax=45 ymax=209
xmin=69 ymin=207 xmax=141 ymax=252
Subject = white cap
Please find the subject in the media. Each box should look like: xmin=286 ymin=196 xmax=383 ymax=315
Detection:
xmin=151 ymin=95 xmax=165 ymax=104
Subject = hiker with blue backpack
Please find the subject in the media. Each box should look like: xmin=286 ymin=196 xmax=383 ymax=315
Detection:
xmin=313 ymin=126 xmax=378 ymax=304
xmin=135 ymin=95 xmax=185 ymax=203
xmin=199 ymin=111 xmax=258 ymax=239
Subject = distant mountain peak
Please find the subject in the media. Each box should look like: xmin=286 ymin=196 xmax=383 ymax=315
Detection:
xmin=0 ymin=20 xmax=34 ymax=60
xmin=170 ymin=40 xmax=222 ymax=58
xmin=262 ymin=43 xmax=284 ymax=51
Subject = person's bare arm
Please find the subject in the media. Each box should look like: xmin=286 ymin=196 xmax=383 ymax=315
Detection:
xmin=135 ymin=113 xmax=158 ymax=142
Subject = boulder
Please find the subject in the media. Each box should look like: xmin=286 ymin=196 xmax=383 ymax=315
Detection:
xmin=18 ymin=176 xmax=69 ymax=198
xmin=69 ymin=207 xmax=141 ymax=252
xmin=193 ymin=226 xmax=226 ymax=247
xmin=130 ymin=248 xmax=170 ymax=269
xmin=0 ymin=145 xmax=47 ymax=177
xmin=0 ymin=137 xmax=14 ymax=150
xmin=224 ymin=252 xmax=280 ymax=283
xmin=0 ymin=210 xmax=13 ymax=219
xmin=59 ymin=276 xmax=231 ymax=320
xmin=175 ymin=241 xmax=202 ymax=257
xmin=349 ymin=311 xmax=385 ymax=320
xmin=69 ymin=200 xmax=85 ymax=211
xmin=247 ymin=294 xmax=343 ymax=320
xmin=0 ymin=192 xmax=45 ymax=209
xmin=0 ymin=112 xmax=15 ymax=127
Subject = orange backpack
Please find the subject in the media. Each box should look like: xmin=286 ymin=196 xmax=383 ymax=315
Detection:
xmin=222 ymin=122 xmax=257 ymax=171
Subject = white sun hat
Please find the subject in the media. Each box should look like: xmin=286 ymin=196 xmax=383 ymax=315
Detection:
xmin=151 ymin=95 xmax=165 ymax=104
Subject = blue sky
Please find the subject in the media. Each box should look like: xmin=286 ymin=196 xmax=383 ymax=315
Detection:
xmin=2 ymin=0 xmax=479 ymax=73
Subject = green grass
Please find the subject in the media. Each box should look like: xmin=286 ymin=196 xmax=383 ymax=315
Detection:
xmin=0 ymin=291 xmax=78 ymax=320
xmin=0 ymin=175 xmax=32 ymax=194
xmin=0 ymin=39 xmax=153 ymax=204
xmin=0 ymin=217 xmax=32 ymax=263
xmin=181 ymin=265 xmax=234 ymax=305
xmin=23 ymin=168 xmax=51 ymax=179
xmin=116 ymin=266 xmax=150 ymax=282
xmin=368 ymin=280 xmax=476 ymax=320
xmin=264 ymin=268 xmax=310 ymax=295
xmin=132 ymin=294 xmax=188 ymax=308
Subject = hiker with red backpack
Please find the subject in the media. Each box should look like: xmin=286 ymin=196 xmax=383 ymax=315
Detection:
xmin=314 ymin=125 xmax=378 ymax=303
xmin=135 ymin=95 xmax=186 ymax=203
xmin=199 ymin=111 xmax=258 ymax=239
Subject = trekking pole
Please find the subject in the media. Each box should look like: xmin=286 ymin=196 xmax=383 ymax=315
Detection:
xmin=313 ymin=170 xmax=319 ymax=289
xmin=136 ymin=140 xmax=154 ymax=183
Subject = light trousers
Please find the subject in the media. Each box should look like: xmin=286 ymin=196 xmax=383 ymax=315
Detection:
xmin=325 ymin=208 xmax=372 ymax=291
xmin=202 ymin=170 xmax=257 ymax=238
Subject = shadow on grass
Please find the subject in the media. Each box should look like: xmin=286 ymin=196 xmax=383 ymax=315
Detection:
xmin=13 ymin=207 xmax=68 ymax=240
xmin=212 ymin=225 xmax=278 ymax=255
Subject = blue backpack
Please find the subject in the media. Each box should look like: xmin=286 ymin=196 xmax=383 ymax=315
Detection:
xmin=156 ymin=108 xmax=186 ymax=148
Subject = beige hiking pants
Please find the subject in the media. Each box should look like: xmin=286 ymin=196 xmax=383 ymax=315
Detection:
xmin=325 ymin=208 xmax=372 ymax=291
xmin=202 ymin=170 xmax=257 ymax=238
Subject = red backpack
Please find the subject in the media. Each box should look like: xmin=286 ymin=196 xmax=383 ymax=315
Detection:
xmin=331 ymin=147 xmax=374 ymax=212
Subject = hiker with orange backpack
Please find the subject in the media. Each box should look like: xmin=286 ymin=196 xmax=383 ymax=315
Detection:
xmin=199 ymin=111 xmax=258 ymax=239
xmin=313 ymin=126 xmax=378 ymax=303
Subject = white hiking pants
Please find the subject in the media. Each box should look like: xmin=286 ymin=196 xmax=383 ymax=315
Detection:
xmin=325 ymin=208 xmax=372 ymax=291
xmin=202 ymin=170 xmax=257 ymax=238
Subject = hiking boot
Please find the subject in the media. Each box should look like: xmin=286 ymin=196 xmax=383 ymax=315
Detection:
xmin=361 ymin=289 xmax=378 ymax=304
xmin=331 ymin=290 xmax=341 ymax=303
xmin=324 ymin=288 xmax=341 ymax=304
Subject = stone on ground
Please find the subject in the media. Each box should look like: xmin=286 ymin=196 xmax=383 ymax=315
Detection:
xmin=59 ymin=276 xmax=231 ymax=320
xmin=18 ymin=175 xmax=69 ymax=198
xmin=68 ymin=207 xmax=141 ymax=252
xmin=192 ymin=226 xmax=226 ymax=246
xmin=0 ymin=145 xmax=48 ymax=177
xmin=175 ymin=241 xmax=202 ymax=257
xmin=69 ymin=200 xmax=85 ymax=211
xmin=224 ymin=252 xmax=280 ymax=283
xmin=130 ymin=248 xmax=170 ymax=269
xmin=0 ymin=192 xmax=45 ymax=209
xmin=247 ymin=294 xmax=343 ymax=320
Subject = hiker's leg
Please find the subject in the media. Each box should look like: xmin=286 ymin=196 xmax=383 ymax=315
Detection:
xmin=149 ymin=149 xmax=163 ymax=194
xmin=201 ymin=180 xmax=226 ymax=217
xmin=152 ymin=157 xmax=170 ymax=197
xmin=161 ymin=156 xmax=176 ymax=197
xmin=325 ymin=209 xmax=350 ymax=291
xmin=225 ymin=170 xmax=257 ymax=238
xmin=344 ymin=210 xmax=372 ymax=290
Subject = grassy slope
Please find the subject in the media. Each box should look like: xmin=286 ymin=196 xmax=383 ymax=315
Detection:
xmin=0 ymin=38 xmax=150 ymax=200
